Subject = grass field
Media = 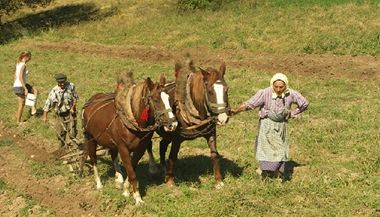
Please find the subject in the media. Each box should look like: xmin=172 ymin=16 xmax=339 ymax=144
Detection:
xmin=0 ymin=0 xmax=379 ymax=216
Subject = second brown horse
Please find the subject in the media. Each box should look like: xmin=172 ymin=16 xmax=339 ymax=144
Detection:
xmin=149 ymin=59 xmax=230 ymax=188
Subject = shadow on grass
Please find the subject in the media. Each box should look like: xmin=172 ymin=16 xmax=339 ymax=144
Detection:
xmin=283 ymin=160 xmax=304 ymax=181
xmin=84 ymin=155 xmax=303 ymax=197
xmin=137 ymin=155 xmax=243 ymax=196
xmin=92 ymin=154 xmax=243 ymax=197
xmin=0 ymin=3 xmax=117 ymax=44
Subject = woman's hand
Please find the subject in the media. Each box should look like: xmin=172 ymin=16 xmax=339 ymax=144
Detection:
xmin=70 ymin=105 xmax=77 ymax=114
xmin=230 ymin=108 xmax=238 ymax=116
xmin=230 ymin=104 xmax=247 ymax=116
xmin=42 ymin=111 xmax=48 ymax=123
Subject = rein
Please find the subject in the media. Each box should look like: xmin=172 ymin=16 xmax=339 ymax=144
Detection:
xmin=82 ymin=94 xmax=119 ymax=144
xmin=82 ymin=93 xmax=116 ymax=131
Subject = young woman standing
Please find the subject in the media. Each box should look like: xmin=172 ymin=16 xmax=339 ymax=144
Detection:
xmin=13 ymin=51 xmax=38 ymax=124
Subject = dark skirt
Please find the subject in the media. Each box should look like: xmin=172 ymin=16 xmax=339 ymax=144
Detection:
xmin=259 ymin=161 xmax=285 ymax=173
xmin=14 ymin=83 xmax=33 ymax=97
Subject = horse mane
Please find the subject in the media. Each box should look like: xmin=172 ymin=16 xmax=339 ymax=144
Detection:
xmin=190 ymin=72 xmax=206 ymax=113
xmin=115 ymin=70 xmax=135 ymax=118
xmin=116 ymin=70 xmax=135 ymax=90
xmin=130 ymin=83 xmax=146 ymax=120
xmin=115 ymin=72 xmax=157 ymax=130
xmin=175 ymin=54 xmax=194 ymax=104
xmin=175 ymin=54 xmax=212 ymax=124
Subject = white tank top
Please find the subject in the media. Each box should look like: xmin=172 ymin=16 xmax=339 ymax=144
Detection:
xmin=13 ymin=62 xmax=28 ymax=87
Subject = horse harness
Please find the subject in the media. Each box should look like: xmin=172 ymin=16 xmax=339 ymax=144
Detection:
xmin=83 ymin=84 xmax=173 ymax=144
xmin=176 ymin=73 xmax=228 ymax=138
xmin=116 ymin=84 xmax=174 ymax=131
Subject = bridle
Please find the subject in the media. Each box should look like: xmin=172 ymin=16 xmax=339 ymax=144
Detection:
xmin=204 ymin=79 xmax=230 ymax=116
xmin=143 ymin=85 xmax=176 ymax=129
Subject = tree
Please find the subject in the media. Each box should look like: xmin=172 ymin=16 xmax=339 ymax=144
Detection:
xmin=0 ymin=0 xmax=54 ymax=24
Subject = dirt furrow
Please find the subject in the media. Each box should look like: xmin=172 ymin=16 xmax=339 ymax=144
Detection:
xmin=20 ymin=41 xmax=380 ymax=80
xmin=0 ymin=128 xmax=103 ymax=216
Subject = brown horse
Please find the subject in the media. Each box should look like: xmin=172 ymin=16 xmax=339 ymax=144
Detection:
xmin=82 ymin=74 xmax=177 ymax=205
xmin=149 ymin=59 xmax=230 ymax=188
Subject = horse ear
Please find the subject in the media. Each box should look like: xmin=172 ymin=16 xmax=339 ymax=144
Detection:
xmin=145 ymin=77 xmax=154 ymax=90
xmin=199 ymin=67 xmax=209 ymax=78
xmin=184 ymin=53 xmax=196 ymax=73
xmin=159 ymin=74 xmax=166 ymax=86
xmin=175 ymin=62 xmax=182 ymax=77
xmin=220 ymin=62 xmax=226 ymax=77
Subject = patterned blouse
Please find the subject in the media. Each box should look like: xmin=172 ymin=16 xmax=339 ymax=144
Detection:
xmin=43 ymin=82 xmax=79 ymax=114
xmin=244 ymin=87 xmax=309 ymax=119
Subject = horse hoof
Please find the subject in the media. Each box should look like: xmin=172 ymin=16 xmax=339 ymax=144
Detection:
xmin=135 ymin=199 xmax=145 ymax=206
xmin=255 ymin=168 xmax=262 ymax=175
xmin=96 ymin=183 xmax=103 ymax=190
xmin=215 ymin=181 xmax=224 ymax=189
xmin=122 ymin=191 xmax=130 ymax=198
xmin=133 ymin=192 xmax=144 ymax=206
xmin=115 ymin=181 xmax=123 ymax=190
xmin=166 ymin=180 xmax=176 ymax=188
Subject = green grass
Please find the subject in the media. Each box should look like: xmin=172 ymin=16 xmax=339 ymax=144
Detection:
xmin=1 ymin=0 xmax=379 ymax=55
xmin=265 ymin=0 xmax=380 ymax=7
xmin=0 ymin=0 xmax=379 ymax=216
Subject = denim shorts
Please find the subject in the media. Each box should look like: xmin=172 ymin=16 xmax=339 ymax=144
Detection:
xmin=14 ymin=83 xmax=33 ymax=97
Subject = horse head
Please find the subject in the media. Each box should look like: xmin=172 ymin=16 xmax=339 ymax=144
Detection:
xmin=199 ymin=62 xmax=230 ymax=125
xmin=144 ymin=75 xmax=178 ymax=132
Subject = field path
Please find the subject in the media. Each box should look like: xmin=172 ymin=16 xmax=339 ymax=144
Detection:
xmin=20 ymin=41 xmax=380 ymax=80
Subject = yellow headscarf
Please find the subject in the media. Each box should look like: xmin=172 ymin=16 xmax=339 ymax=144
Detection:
xmin=270 ymin=73 xmax=289 ymax=98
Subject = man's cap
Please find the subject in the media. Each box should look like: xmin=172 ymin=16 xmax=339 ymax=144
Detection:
xmin=55 ymin=73 xmax=67 ymax=81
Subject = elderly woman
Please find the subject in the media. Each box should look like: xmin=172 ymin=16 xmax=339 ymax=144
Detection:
xmin=231 ymin=73 xmax=309 ymax=180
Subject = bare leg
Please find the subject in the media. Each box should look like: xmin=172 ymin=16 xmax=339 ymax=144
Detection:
xmin=31 ymin=87 xmax=38 ymax=114
xmin=16 ymin=96 xmax=25 ymax=123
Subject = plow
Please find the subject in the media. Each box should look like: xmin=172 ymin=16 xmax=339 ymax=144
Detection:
xmin=58 ymin=138 xmax=108 ymax=174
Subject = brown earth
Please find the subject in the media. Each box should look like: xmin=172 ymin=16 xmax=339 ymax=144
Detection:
xmin=1 ymin=42 xmax=379 ymax=216
xmin=0 ymin=122 xmax=105 ymax=217
xmin=24 ymin=41 xmax=380 ymax=80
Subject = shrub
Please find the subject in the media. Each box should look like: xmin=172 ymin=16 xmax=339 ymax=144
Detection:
xmin=177 ymin=0 xmax=223 ymax=11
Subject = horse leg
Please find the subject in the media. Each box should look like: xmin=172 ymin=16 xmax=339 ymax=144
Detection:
xmin=146 ymin=140 xmax=160 ymax=175
xmin=79 ymin=135 xmax=90 ymax=177
xmin=118 ymin=146 xmax=144 ymax=205
xmin=164 ymin=139 xmax=181 ymax=187
xmin=86 ymin=138 xmax=103 ymax=189
xmin=110 ymin=149 xmax=124 ymax=189
xmin=159 ymin=139 xmax=170 ymax=167
xmin=206 ymin=133 xmax=224 ymax=189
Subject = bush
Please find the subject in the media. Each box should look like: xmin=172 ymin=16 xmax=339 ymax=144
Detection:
xmin=0 ymin=0 xmax=54 ymax=24
xmin=177 ymin=0 xmax=223 ymax=11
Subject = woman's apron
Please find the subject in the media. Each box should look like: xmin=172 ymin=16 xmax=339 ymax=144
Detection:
xmin=255 ymin=97 xmax=289 ymax=162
